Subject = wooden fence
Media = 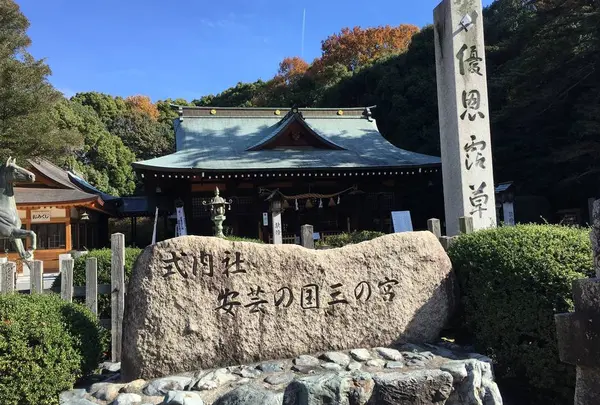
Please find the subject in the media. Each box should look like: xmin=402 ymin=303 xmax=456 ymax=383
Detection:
xmin=0 ymin=221 xmax=471 ymax=362
xmin=0 ymin=233 xmax=125 ymax=363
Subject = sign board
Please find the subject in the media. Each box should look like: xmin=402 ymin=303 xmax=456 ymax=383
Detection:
xmin=176 ymin=206 xmax=188 ymax=237
xmin=391 ymin=211 xmax=413 ymax=233
xmin=313 ymin=232 xmax=321 ymax=240
xmin=262 ymin=212 xmax=269 ymax=226
xmin=502 ymin=202 xmax=515 ymax=226
xmin=272 ymin=211 xmax=282 ymax=244
xmin=31 ymin=210 xmax=51 ymax=223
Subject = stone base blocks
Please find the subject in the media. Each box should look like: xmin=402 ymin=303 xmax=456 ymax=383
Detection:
xmin=556 ymin=278 xmax=600 ymax=405
xmin=60 ymin=343 xmax=503 ymax=405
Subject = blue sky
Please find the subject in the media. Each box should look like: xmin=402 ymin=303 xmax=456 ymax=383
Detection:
xmin=17 ymin=0 xmax=493 ymax=102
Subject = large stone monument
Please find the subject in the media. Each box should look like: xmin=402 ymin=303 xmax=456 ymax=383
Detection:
xmin=121 ymin=232 xmax=456 ymax=380
xmin=555 ymin=199 xmax=600 ymax=404
xmin=434 ymin=0 xmax=497 ymax=236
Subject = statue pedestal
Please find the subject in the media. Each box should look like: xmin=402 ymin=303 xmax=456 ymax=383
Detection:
xmin=556 ymin=278 xmax=600 ymax=404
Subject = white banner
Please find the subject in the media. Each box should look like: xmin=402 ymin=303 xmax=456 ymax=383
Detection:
xmin=176 ymin=206 xmax=188 ymax=236
xmin=151 ymin=206 xmax=159 ymax=245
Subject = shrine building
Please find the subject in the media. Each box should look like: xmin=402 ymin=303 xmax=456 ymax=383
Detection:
xmin=133 ymin=106 xmax=444 ymax=242
xmin=5 ymin=159 xmax=113 ymax=271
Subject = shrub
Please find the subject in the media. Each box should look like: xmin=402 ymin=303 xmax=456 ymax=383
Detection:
xmin=448 ymin=224 xmax=593 ymax=405
xmin=0 ymin=294 xmax=106 ymax=405
xmin=317 ymin=230 xmax=385 ymax=248
xmin=52 ymin=247 xmax=142 ymax=318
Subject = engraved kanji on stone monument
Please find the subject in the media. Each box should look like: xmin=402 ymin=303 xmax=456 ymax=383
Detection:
xmin=122 ymin=232 xmax=456 ymax=380
xmin=434 ymin=0 xmax=497 ymax=235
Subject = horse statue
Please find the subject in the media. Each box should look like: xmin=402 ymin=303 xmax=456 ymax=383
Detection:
xmin=0 ymin=157 xmax=37 ymax=260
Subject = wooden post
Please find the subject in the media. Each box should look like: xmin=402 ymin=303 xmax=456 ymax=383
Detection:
xmin=427 ymin=218 xmax=442 ymax=239
xmin=1 ymin=262 xmax=15 ymax=293
xmin=111 ymin=233 xmax=125 ymax=363
xmin=300 ymin=225 xmax=314 ymax=249
xmin=30 ymin=260 xmax=43 ymax=294
xmin=86 ymin=257 xmax=98 ymax=316
xmin=459 ymin=216 xmax=474 ymax=234
xmin=0 ymin=257 xmax=5 ymax=291
xmin=60 ymin=258 xmax=74 ymax=302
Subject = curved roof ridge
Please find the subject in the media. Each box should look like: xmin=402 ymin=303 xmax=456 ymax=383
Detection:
xmin=245 ymin=112 xmax=346 ymax=151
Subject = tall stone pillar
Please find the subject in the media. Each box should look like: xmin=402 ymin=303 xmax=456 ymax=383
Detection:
xmin=555 ymin=199 xmax=600 ymax=404
xmin=434 ymin=0 xmax=497 ymax=236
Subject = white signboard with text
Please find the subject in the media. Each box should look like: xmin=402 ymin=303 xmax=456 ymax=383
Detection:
xmin=272 ymin=211 xmax=282 ymax=244
xmin=31 ymin=210 xmax=51 ymax=223
xmin=391 ymin=211 xmax=413 ymax=233
xmin=176 ymin=206 xmax=188 ymax=237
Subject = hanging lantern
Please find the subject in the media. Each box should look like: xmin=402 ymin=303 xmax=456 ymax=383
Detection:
xmin=337 ymin=195 xmax=341 ymax=205
xmin=329 ymin=197 xmax=336 ymax=207
xmin=319 ymin=199 xmax=323 ymax=209
xmin=305 ymin=199 xmax=313 ymax=209
xmin=295 ymin=199 xmax=299 ymax=211
xmin=282 ymin=199 xmax=290 ymax=209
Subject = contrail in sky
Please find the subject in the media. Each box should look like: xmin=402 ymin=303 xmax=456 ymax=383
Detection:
xmin=301 ymin=8 xmax=306 ymax=58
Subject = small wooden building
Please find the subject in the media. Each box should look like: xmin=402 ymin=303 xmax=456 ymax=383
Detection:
xmin=133 ymin=106 xmax=444 ymax=242
xmin=4 ymin=159 xmax=112 ymax=272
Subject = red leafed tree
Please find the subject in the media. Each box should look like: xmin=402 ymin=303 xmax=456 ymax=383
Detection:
xmin=125 ymin=95 xmax=160 ymax=121
xmin=275 ymin=56 xmax=309 ymax=85
xmin=317 ymin=24 xmax=420 ymax=72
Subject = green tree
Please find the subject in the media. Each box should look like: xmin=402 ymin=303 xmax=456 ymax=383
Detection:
xmin=0 ymin=0 xmax=81 ymax=162
xmin=193 ymin=81 xmax=267 ymax=107
xmin=156 ymin=98 xmax=191 ymax=126
xmin=70 ymin=91 xmax=127 ymax=126
xmin=108 ymin=112 xmax=174 ymax=160
xmin=53 ymin=100 xmax=136 ymax=196
xmin=487 ymin=0 xmax=600 ymax=204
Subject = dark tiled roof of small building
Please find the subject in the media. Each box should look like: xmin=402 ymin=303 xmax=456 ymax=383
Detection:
xmin=28 ymin=159 xmax=78 ymax=190
xmin=133 ymin=106 xmax=441 ymax=172
xmin=14 ymin=187 xmax=103 ymax=205
xmin=68 ymin=172 xmax=119 ymax=201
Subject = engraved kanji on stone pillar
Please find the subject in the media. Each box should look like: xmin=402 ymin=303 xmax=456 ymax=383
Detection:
xmin=434 ymin=0 xmax=497 ymax=235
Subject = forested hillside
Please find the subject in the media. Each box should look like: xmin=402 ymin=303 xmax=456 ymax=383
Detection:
xmin=1 ymin=0 xmax=598 ymax=208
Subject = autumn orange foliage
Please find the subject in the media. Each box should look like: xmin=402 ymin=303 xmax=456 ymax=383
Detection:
xmin=317 ymin=24 xmax=419 ymax=71
xmin=276 ymin=56 xmax=309 ymax=84
xmin=125 ymin=95 xmax=160 ymax=121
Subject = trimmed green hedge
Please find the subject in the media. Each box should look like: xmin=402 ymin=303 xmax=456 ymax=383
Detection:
xmin=317 ymin=231 xmax=385 ymax=248
xmin=0 ymin=294 xmax=107 ymax=405
xmin=449 ymin=224 xmax=593 ymax=405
